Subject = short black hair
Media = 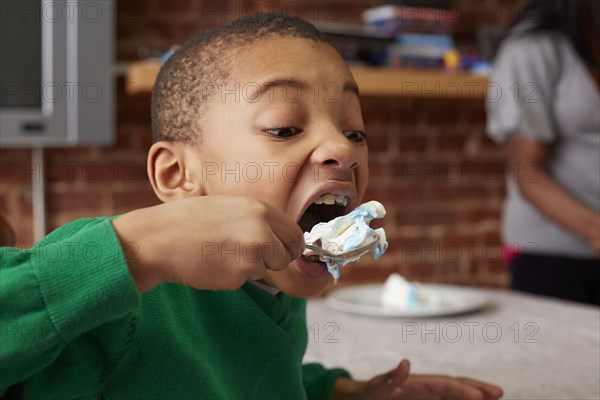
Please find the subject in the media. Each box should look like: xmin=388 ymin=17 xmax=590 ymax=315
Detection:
xmin=151 ymin=13 xmax=331 ymax=144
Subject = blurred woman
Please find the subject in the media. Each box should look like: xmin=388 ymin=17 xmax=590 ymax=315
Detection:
xmin=486 ymin=0 xmax=600 ymax=304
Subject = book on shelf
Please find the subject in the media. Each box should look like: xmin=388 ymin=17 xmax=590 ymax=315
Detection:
xmin=362 ymin=2 xmax=457 ymax=34
xmin=388 ymin=32 xmax=455 ymax=69
xmin=311 ymin=21 xmax=394 ymax=66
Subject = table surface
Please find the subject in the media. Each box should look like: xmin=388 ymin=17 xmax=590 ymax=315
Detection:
xmin=304 ymin=287 xmax=600 ymax=400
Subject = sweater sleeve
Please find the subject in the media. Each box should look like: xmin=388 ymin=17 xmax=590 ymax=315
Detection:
xmin=486 ymin=33 xmax=562 ymax=144
xmin=302 ymin=362 xmax=351 ymax=400
xmin=0 ymin=217 xmax=141 ymax=392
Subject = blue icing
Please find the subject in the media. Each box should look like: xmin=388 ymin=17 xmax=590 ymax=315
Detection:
xmin=371 ymin=242 xmax=387 ymax=260
xmin=406 ymin=286 xmax=418 ymax=307
xmin=342 ymin=224 xmax=368 ymax=250
xmin=348 ymin=206 xmax=374 ymax=222
xmin=326 ymin=260 xmax=341 ymax=280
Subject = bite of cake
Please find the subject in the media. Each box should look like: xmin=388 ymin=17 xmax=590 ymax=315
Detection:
xmin=302 ymin=200 xmax=388 ymax=281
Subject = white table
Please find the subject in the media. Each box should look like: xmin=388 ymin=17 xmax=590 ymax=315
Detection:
xmin=304 ymin=288 xmax=600 ymax=400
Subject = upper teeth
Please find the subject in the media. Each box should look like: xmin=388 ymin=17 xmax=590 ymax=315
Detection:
xmin=313 ymin=194 xmax=348 ymax=206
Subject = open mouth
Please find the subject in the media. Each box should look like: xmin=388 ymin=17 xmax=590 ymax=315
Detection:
xmin=298 ymin=194 xmax=349 ymax=263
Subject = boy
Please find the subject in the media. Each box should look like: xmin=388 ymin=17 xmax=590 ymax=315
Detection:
xmin=1 ymin=13 xmax=503 ymax=399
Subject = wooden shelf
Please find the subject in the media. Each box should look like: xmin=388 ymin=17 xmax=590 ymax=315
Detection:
xmin=125 ymin=60 xmax=162 ymax=96
xmin=350 ymin=67 xmax=489 ymax=99
xmin=126 ymin=60 xmax=489 ymax=99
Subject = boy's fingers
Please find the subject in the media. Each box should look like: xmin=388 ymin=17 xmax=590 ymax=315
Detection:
xmin=375 ymin=359 xmax=410 ymax=387
xmin=260 ymin=241 xmax=290 ymax=271
xmin=389 ymin=359 xmax=410 ymax=384
xmin=456 ymin=377 xmax=504 ymax=399
xmin=265 ymin=207 xmax=305 ymax=264
xmin=439 ymin=378 xmax=485 ymax=400
xmin=413 ymin=375 xmax=485 ymax=400
xmin=448 ymin=378 xmax=491 ymax=400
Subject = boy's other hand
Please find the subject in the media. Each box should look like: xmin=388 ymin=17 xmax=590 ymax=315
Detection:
xmin=112 ymin=196 xmax=304 ymax=293
xmin=334 ymin=359 xmax=503 ymax=400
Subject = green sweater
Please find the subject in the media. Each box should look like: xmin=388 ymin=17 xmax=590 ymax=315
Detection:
xmin=0 ymin=217 xmax=350 ymax=399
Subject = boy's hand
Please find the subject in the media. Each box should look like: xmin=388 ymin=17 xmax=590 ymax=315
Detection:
xmin=112 ymin=195 xmax=304 ymax=292
xmin=334 ymin=360 xmax=503 ymax=400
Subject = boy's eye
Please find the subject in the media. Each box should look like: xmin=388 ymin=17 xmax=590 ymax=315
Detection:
xmin=344 ymin=130 xmax=368 ymax=143
xmin=265 ymin=127 xmax=302 ymax=138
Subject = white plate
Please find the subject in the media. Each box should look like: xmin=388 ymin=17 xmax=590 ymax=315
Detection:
xmin=326 ymin=283 xmax=489 ymax=317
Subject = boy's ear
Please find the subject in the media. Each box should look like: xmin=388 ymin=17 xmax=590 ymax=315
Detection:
xmin=147 ymin=141 xmax=203 ymax=202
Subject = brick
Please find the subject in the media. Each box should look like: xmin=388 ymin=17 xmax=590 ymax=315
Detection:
xmin=0 ymin=194 xmax=6 ymax=214
xmin=135 ymin=128 xmax=155 ymax=151
xmin=155 ymin=0 xmax=201 ymax=13
xmin=437 ymin=262 xmax=461 ymax=280
xmin=1 ymin=160 xmax=32 ymax=184
xmin=422 ymin=184 xmax=489 ymax=201
xmin=117 ymin=0 xmax=145 ymax=15
xmin=398 ymin=135 xmax=427 ymax=153
xmin=390 ymin=238 xmax=470 ymax=266
xmin=458 ymin=160 xmax=506 ymax=184
xmin=361 ymin=110 xmax=393 ymax=132
xmin=13 ymin=217 xmax=33 ymax=248
xmin=44 ymin=158 xmax=92 ymax=184
xmin=340 ymin=264 xmax=396 ymax=284
xmin=48 ymin=147 xmax=99 ymax=158
xmin=396 ymin=108 xmax=420 ymax=126
xmin=457 ymin=209 xmax=501 ymax=224
xmin=439 ymin=233 xmax=479 ymax=246
xmin=390 ymin=161 xmax=477 ymax=186
xmin=97 ymin=160 xmax=148 ymax=184
xmin=18 ymin=191 xmax=32 ymax=217
xmin=113 ymin=190 xmax=160 ymax=211
xmin=486 ymin=257 xmax=509 ymax=274
xmin=396 ymin=209 xmax=457 ymax=226
xmin=116 ymin=8 xmax=147 ymax=40
xmin=146 ymin=21 xmax=204 ymax=45
xmin=467 ymin=108 xmax=487 ymax=125
xmin=113 ymin=124 xmax=153 ymax=153
xmin=366 ymin=186 xmax=421 ymax=203
xmin=436 ymin=133 xmax=469 ymax=153
xmin=117 ymin=96 xmax=152 ymax=125
xmin=45 ymin=153 xmax=148 ymax=185
xmin=403 ymin=262 xmax=438 ymax=281
xmin=395 ymin=210 xmax=456 ymax=227
xmin=0 ymin=148 xmax=31 ymax=163
xmin=366 ymin=135 xmax=389 ymax=154
xmin=366 ymin=161 xmax=391 ymax=186
xmin=47 ymin=192 xmax=103 ymax=213
xmin=424 ymin=107 xmax=463 ymax=125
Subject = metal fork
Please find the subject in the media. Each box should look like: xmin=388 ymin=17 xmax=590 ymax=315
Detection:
xmin=305 ymin=241 xmax=378 ymax=262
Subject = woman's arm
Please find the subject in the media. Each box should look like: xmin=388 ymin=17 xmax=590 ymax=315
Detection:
xmin=506 ymin=136 xmax=600 ymax=253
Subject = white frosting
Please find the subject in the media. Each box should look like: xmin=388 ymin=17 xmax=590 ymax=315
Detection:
xmin=303 ymin=200 xmax=388 ymax=281
xmin=380 ymin=273 xmax=441 ymax=310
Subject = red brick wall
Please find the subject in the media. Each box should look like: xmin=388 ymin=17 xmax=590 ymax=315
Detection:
xmin=0 ymin=0 xmax=516 ymax=287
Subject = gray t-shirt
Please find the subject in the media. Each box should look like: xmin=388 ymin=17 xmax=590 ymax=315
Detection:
xmin=486 ymin=31 xmax=600 ymax=258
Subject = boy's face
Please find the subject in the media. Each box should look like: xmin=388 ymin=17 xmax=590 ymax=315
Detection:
xmin=186 ymin=36 xmax=369 ymax=296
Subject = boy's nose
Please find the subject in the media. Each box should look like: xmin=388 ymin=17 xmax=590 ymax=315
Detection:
xmin=310 ymin=132 xmax=359 ymax=172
